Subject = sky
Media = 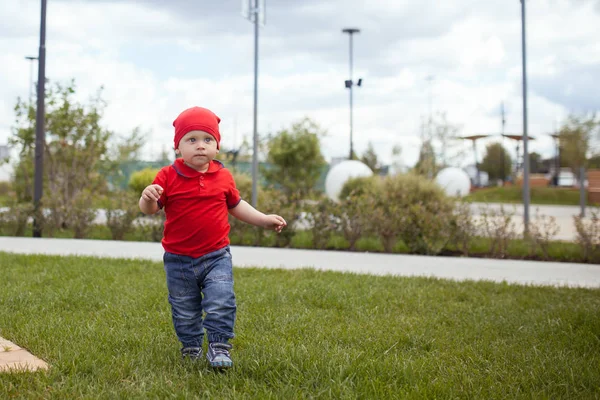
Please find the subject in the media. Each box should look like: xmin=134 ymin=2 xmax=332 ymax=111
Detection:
xmin=1 ymin=0 xmax=599 ymax=175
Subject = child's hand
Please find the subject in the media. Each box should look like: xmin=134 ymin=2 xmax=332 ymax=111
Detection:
xmin=141 ymin=184 xmax=163 ymax=202
xmin=264 ymin=214 xmax=287 ymax=233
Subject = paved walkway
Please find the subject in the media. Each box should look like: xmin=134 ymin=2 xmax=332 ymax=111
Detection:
xmin=1 ymin=237 xmax=599 ymax=288
xmin=468 ymin=202 xmax=593 ymax=242
xmin=2 ymin=236 xmax=599 ymax=372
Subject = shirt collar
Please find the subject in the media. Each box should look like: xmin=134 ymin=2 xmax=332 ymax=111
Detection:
xmin=171 ymin=158 xmax=224 ymax=178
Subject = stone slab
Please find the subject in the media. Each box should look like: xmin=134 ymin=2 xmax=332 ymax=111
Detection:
xmin=0 ymin=337 xmax=48 ymax=372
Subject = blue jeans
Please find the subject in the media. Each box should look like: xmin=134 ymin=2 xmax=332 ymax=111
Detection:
xmin=163 ymin=246 xmax=236 ymax=348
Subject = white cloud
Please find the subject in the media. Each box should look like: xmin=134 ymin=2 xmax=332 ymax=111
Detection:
xmin=0 ymin=0 xmax=598 ymax=172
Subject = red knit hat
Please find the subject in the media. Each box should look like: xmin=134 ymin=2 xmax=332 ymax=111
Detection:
xmin=172 ymin=106 xmax=221 ymax=149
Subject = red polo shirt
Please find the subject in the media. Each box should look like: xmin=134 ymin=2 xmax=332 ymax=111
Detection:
xmin=153 ymin=158 xmax=241 ymax=258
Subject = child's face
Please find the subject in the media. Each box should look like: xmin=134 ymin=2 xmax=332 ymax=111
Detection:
xmin=176 ymin=130 xmax=219 ymax=171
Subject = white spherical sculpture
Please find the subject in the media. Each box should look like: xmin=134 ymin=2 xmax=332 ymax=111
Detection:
xmin=325 ymin=160 xmax=373 ymax=202
xmin=435 ymin=167 xmax=471 ymax=197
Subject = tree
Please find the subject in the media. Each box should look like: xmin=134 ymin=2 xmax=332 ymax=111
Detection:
xmin=106 ymin=127 xmax=148 ymax=190
xmin=529 ymin=152 xmax=543 ymax=174
xmin=431 ymin=112 xmax=465 ymax=168
xmin=480 ymin=142 xmax=511 ymax=181
xmin=360 ymin=142 xmax=380 ymax=173
xmin=589 ymin=154 xmax=600 ymax=169
xmin=413 ymin=112 xmax=465 ymax=177
xmin=9 ymin=80 xmax=140 ymax=236
xmin=263 ymin=118 xmax=326 ymax=197
xmin=11 ymin=82 xmax=110 ymax=201
xmin=157 ymin=145 xmax=173 ymax=165
xmin=389 ymin=144 xmax=404 ymax=174
xmin=559 ymin=114 xmax=600 ymax=172
xmin=413 ymin=140 xmax=437 ymax=178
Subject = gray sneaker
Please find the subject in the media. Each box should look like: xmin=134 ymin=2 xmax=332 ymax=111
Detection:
xmin=181 ymin=347 xmax=203 ymax=361
xmin=206 ymin=343 xmax=233 ymax=369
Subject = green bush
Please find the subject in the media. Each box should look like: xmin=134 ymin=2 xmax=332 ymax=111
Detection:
xmin=0 ymin=181 xmax=12 ymax=196
xmin=39 ymin=190 xmax=97 ymax=239
xmin=451 ymin=200 xmax=477 ymax=256
xmin=128 ymin=168 xmax=159 ymax=195
xmin=228 ymin=172 xmax=267 ymax=246
xmin=527 ymin=210 xmax=560 ymax=261
xmin=104 ymin=191 xmax=141 ymax=240
xmin=0 ymin=202 xmax=33 ymax=236
xmin=355 ymin=173 xmax=457 ymax=254
xmin=573 ymin=208 xmax=600 ymax=263
xmin=262 ymin=189 xmax=301 ymax=248
xmin=305 ymin=198 xmax=339 ymax=249
xmin=233 ymin=172 xmax=252 ymax=199
xmin=392 ymin=174 xmax=457 ymax=254
xmin=339 ymin=176 xmax=380 ymax=200
xmin=477 ymin=205 xmax=518 ymax=258
xmin=333 ymin=193 xmax=376 ymax=251
xmin=135 ymin=211 xmax=165 ymax=242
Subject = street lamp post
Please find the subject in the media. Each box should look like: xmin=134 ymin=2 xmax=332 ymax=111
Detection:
xmin=550 ymin=132 xmax=560 ymax=185
xmin=426 ymin=75 xmax=434 ymax=137
xmin=33 ymin=0 xmax=47 ymax=238
xmin=520 ymin=0 xmax=531 ymax=233
xmin=501 ymin=102 xmax=506 ymax=182
xmin=25 ymin=56 xmax=38 ymax=106
xmin=342 ymin=28 xmax=361 ymax=160
xmin=243 ymin=0 xmax=265 ymax=208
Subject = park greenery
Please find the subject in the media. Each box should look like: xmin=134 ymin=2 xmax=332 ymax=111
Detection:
xmin=1 ymin=252 xmax=599 ymax=398
xmin=1 ymin=81 xmax=600 ymax=263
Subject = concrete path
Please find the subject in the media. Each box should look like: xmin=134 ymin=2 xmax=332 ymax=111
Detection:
xmin=468 ymin=202 xmax=588 ymax=218
xmin=1 ymin=237 xmax=598 ymax=289
xmin=468 ymin=202 xmax=595 ymax=242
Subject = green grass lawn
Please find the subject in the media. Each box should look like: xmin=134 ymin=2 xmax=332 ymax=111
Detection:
xmin=466 ymin=186 xmax=588 ymax=206
xmin=1 ymin=253 xmax=599 ymax=398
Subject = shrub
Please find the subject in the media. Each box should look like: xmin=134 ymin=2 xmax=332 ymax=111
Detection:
xmin=528 ymin=209 xmax=560 ymax=261
xmin=573 ymin=208 xmax=600 ymax=262
xmin=39 ymin=190 xmax=97 ymax=238
xmin=128 ymin=168 xmax=159 ymax=195
xmin=228 ymin=172 xmax=270 ymax=246
xmin=393 ymin=175 xmax=456 ymax=255
xmin=0 ymin=202 xmax=33 ymax=236
xmin=305 ymin=198 xmax=339 ymax=249
xmin=339 ymin=176 xmax=380 ymax=200
xmin=476 ymin=205 xmax=517 ymax=258
xmin=340 ymin=176 xmax=402 ymax=252
xmin=70 ymin=191 xmax=98 ymax=239
xmin=452 ymin=200 xmax=477 ymax=256
xmin=0 ymin=181 xmax=12 ymax=197
xmin=264 ymin=189 xmax=301 ymax=248
xmin=337 ymin=174 xmax=457 ymax=254
xmin=362 ymin=174 xmax=456 ymax=255
xmin=333 ymin=193 xmax=373 ymax=251
xmin=136 ymin=211 xmax=165 ymax=242
xmin=104 ymin=191 xmax=140 ymax=240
